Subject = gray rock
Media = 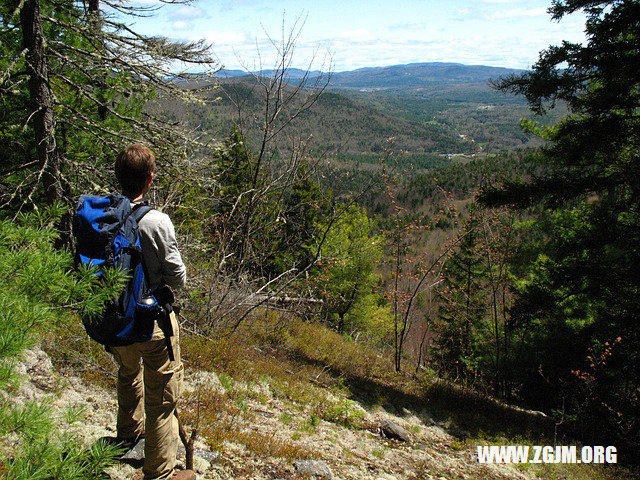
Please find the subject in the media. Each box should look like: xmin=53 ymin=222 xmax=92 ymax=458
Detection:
xmin=120 ymin=438 xmax=219 ymax=464
xmin=379 ymin=419 xmax=411 ymax=442
xmin=419 ymin=411 xmax=436 ymax=425
xmin=179 ymin=445 xmax=219 ymax=462
xmin=294 ymin=460 xmax=333 ymax=479
xmin=376 ymin=475 xmax=398 ymax=480
xmin=15 ymin=348 xmax=57 ymax=397
xmin=193 ymin=455 xmax=211 ymax=474
xmin=120 ymin=438 xmax=145 ymax=462
xmin=18 ymin=348 xmax=53 ymax=377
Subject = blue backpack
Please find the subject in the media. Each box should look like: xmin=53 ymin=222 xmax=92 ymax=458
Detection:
xmin=74 ymin=194 xmax=162 ymax=347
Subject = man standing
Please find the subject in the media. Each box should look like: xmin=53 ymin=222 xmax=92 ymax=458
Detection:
xmin=111 ymin=144 xmax=194 ymax=480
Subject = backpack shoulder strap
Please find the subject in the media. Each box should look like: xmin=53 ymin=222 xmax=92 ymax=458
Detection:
xmin=131 ymin=202 xmax=153 ymax=224
xmin=130 ymin=202 xmax=155 ymax=293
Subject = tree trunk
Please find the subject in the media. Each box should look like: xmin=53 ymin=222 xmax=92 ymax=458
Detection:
xmin=394 ymin=231 xmax=401 ymax=372
xmin=176 ymin=412 xmax=196 ymax=470
xmin=20 ymin=0 xmax=60 ymax=204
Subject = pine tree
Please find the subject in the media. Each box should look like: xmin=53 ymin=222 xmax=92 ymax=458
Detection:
xmin=0 ymin=207 xmax=127 ymax=477
xmin=210 ymin=126 xmax=328 ymax=278
xmin=481 ymin=0 xmax=640 ymax=456
xmin=265 ymin=163 xmax=325 ymax=276
xmin=435 ymin=213 xmax=486 ymax=381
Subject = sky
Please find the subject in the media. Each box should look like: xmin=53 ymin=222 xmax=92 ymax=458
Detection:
xmin=122 ymin=0 xmax=587 ymax=72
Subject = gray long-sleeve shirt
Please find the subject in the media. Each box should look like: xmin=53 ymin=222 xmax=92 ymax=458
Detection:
xmin=137 ymin=208 xmax=187 ymax=291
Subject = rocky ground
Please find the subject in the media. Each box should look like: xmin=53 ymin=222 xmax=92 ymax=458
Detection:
xmin=11 ymin=346 xmax=543 ymax=480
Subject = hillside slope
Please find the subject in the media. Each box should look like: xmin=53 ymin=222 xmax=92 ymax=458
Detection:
xmin=16 ymin=347 xmax=533 ymax=480
xmin=160 ymin=65 xmax=561 ymax=159
xmin=16 ymin=317 xmax=631 ymax=480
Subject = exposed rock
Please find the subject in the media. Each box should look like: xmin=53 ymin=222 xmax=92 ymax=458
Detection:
xmin=376 ymin=474 xmax=398 ymax=480
xmin=185 ymin=370 xmax=223 ymax=392
xmin=418 ymin=411 xmax=436 ymax=426
xmin=120 ymin=438 xmax=145 ymax=462
xmin=14 ymin=348 xmax=57 ymax=401
xmin=183 ymin=446 xmax=219 ymax=463
xmin=17 ymin=348 xmax=53 ymax=377
xmin=294 ymin=459 xmax=333 ymax=479
xmin=379 ymin=419 xmax=411 ymax=443
xmin=118 ymin=437 xmax=218 ymax=464
xmin=11 ymin=345 xmax=545 ymax=480
xmin=192 ymin=454 xmax=211 ymax=474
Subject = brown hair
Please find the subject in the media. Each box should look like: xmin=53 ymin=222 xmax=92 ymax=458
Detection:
xmin=114 ymin=144 xmax=156 ymax=196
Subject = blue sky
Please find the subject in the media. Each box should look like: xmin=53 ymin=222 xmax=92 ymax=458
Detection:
xmin=124 ymin=0 xmax=587 ymax=72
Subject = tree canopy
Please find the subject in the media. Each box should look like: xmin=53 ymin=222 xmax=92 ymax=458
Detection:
xmin=481 ymin=0 xmax=640 ymax=458
xmin=1 ymin=0 xmax=216 ymax=219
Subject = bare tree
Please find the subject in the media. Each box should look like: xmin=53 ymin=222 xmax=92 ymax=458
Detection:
xmin=380 ymin=161 xmax=469 ymax=372
xmin=179 ymin=18 xmax=342 ymax=334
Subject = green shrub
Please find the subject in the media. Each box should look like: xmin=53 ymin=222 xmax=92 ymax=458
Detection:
xmin=0 ymin=209 xmax=125 ymax=478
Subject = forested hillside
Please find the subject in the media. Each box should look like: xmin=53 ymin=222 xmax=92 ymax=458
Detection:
xmin=154 ymin=79 xmax=475 ymax=156
xmin=162 ymin=70 xmax=564 ymax=158
xmin=1 ymin=0 xmax=639 ymax=478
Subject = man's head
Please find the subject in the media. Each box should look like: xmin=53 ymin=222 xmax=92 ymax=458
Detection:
xmin=115 ymin=144 xmax=156 ymax=199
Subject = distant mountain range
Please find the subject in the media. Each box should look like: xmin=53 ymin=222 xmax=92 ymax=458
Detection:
xmin=215 ymin=62 xmax=525 ymax=89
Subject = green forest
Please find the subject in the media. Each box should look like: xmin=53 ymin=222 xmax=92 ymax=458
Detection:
xmin=1 ymin=0 xmax=639 ymax=478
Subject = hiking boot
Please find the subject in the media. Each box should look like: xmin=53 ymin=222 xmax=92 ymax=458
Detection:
xmin=171 ymin=470 xmax=196 ymax=480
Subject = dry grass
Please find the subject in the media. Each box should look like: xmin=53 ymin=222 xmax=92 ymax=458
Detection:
xmin=180 ymin=387 xmax=320 ymax=460
xmin=182 ymin=313 xmax=379 ymax=430
xmin=182 ymin=312 xmax=554 ymax=438
xmin=520 ymin=463 xmax=639 ymax=480
xmin=233 ymin=430 xmax=319 ymax=461
xmin=42 ymin=319 xmax=117 ymax=389
xmin=183 ymin=312 xmax=390 ymax=393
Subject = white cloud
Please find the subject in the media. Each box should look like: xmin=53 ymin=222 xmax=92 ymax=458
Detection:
xmin=203 ymin=31 xmax=249 ymax=46
xmin=219 ymin=0 xmax=269 ymax=12
xmin=207 ymin=26 xmax=558 ymax=72
xmin=337 ymin=28 xmax=376 ymax=43
xmin=487 ymin=7 xmax=548 ymax=19
xmin=171 ymin=6 xmax=208 ymax=21
xmin=171 ymin=20 xmax=190 ymax=31
xmin=121 ymin=0 xmax=587 ymax=72
xmin=388 ymin=22 xmax=426 ymax=31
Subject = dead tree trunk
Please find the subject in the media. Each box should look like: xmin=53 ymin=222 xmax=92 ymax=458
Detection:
xmin=176 ymin=411 xmax=197 ymax=470
xmin=20 ymin=0 xmax=61 ymax=204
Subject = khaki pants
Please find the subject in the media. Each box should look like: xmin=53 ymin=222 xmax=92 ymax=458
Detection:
xmin=110 ymin=312 xmax=183 ymax=480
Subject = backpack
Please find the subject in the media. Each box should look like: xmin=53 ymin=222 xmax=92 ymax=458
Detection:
xmin=74 ymin=194 xmax=162 ymax=347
